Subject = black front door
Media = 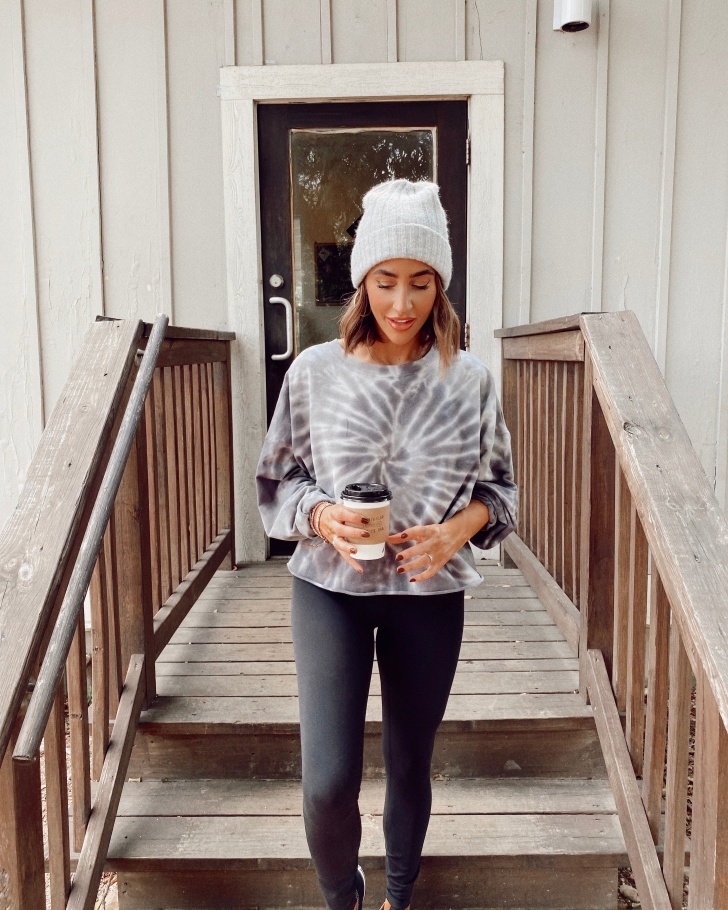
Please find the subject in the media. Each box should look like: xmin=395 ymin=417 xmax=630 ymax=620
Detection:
xmin=258 ymin=100 xmax=468 ymax=555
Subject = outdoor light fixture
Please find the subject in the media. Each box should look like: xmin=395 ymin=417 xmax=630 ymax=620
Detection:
xmin=553 ymin=0 xmax=592 ymax=31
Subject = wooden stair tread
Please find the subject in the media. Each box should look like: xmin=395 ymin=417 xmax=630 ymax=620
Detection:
xmin=153 ymin=669 xmax=580 ymax=697
xmin=116 ymin=777 xmax=617 ymax=817
xmin=138 ymin=691 xmax=593 ymax=732
xmin=107 ymin=814 xmax=626 ymax=868
xmin=108 ymin=778 xmax=626 ymax=868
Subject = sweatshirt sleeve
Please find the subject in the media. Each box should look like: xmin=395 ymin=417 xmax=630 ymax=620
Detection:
xmin=255 ymin=371 xmax=332 ymax=541
xmin=468 ymin=367 xmax=519 ymax=550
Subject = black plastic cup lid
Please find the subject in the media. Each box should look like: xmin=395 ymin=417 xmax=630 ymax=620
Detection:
xmin=341 ymin=483 xmax=392 ymax=502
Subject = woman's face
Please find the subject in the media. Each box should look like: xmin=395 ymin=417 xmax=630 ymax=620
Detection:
xmin=363 ymin=258 xmax=438 ymax=350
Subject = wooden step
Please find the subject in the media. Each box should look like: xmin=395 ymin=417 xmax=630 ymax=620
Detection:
xmin=108 ymin=777 xmax=626 ymax=910
xmin=128 ymin=686 xmax=603 ymax=781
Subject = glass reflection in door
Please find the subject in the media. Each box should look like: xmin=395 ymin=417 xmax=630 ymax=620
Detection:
xmin=289 ymin=128 xmax=436 ymax=354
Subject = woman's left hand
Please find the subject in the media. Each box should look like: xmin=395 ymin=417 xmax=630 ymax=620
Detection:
xmin=387 ymin=500 xmax=491 ymax=583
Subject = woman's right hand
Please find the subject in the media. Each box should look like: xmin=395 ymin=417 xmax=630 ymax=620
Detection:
xmin=318 ymin=504 xmax=370 ymax=574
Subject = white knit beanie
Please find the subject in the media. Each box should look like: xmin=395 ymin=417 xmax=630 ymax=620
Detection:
xmin=350 ymin=179 xmax=452 ymax=290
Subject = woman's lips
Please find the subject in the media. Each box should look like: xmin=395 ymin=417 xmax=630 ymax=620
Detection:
xmin=387 ymin=317 xmax=416 ymax=331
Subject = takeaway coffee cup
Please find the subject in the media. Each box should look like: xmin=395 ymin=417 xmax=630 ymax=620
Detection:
xmin=341 ymin=483 xmax=393 ymax=560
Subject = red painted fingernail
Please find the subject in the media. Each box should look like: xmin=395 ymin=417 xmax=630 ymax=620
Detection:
xmin=350 ymin=548 xmax=357 ymax=554
xmin=362 ymin=532 xmax=370 ymax=538
xmin=397 ymin=567 xmax=405 ymax=574
xmin=400 ymin=533 xmax=408 ymax=539
xmin=362 ymin=517 xmax=370 ymax=524
xmin=396 ymin=555 xmax=403 ymax=562
xmin=409 ymin=577 xmax=417 ymax=583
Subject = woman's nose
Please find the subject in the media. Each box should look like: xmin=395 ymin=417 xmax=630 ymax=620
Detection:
xmin=392 ymin=288 xmax=414 ymax=313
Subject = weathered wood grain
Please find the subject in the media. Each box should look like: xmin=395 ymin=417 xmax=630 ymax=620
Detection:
xmin=44 ymin=685 xmax=71 ymax=909
xmin=0 ymin=318 xmax=141 ymax=763
xmin=581 ymin=310 xmax=728 ymax=733
xmin=612 ymin=461 xmax=631 ymax=713
xmin=688 ymin=668 xmax=728 ymax=909
xmin=177 ymin=608 xmax=552 ymax=628
xmin=108 ymin=811 xmax=624 ymax=867
xmin=626 ymin=505 xmax=648 ymax=774
xmin=115 ymin=776 xmax=616 ymax=818
xmin=137 ymin=691 xmax=592 ymax=732
xmin=503 ymin=535 xmax=579 ymax=654
xmin=89 ymin=548 xmax=110 ymax=780
xmin=586 ymin=649 xmax=672 ymax=910
xmin=662 ymin=623 xmax=692 ymax=908
xmin=502 ymin=331 xmax=585 ymax=363
xmin=580 ymin=355 xmax=616 ymax=694
xmin=67 ymin=654 xmax=146 ymax=910
xmin=155 ymin=669 xmax=579 ymax=698
xmin=495 ymin=314 xmax=584 ymax=339
xmin=0 ymin=716 xmax=45 ymax=909
xmin=152 ymin=530 xmax=233 ymax=659
xmin=67 ymin=613 xmax=91 ymax=854
xmin=157 ymin=640 xmax=576 ymax=664
xmin=154 ymin=657 xmax=580 ymax=677
xmin=641 ymin=570 xmax=670 ymax=844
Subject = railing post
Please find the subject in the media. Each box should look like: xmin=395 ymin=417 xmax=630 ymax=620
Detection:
xmin=579 ymin=351 xmax=616 ymax=698
xmin=114 ymin=423 xmax=156 ymax=707
xmin=688 ymin=668 xmax=728 ymax=908
xmin=213 ymin=353 xmax=235 ymax=568
xmin=500 ymin=355 xmax=518 ymax=569
xmin=0 ymin=715 xmax=45 ymax=910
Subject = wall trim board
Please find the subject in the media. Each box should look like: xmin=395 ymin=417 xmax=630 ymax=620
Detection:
xmin=589 ymin=0 xmax=609 ymax=313
xmin=387 ymin=0 xmax=398 ymax=62
xmin=716 ymin=223 xmax=728 ymax=507
xmin=251 ymin=0 xmax=264 ymax=65
xmin=224 ymin=0 xmax=236 ymax=66
xmin=518 ymin=0 xmax=537 ymax=326
xmin=320 ymin=0 xmax=332 ymax=63
xmin=9 ymin=0 xmax=44 ymax=430
xmin=219 ymin=60 xmax=504 ymax=101
xmin=219 ymin=60 xmax=505 ymax=560
xmin=82 ymin=0 xmax=104 ymax=322
xmin=156 ymin=0 xmax=173 ymax=321
xmin=455 ymin=0 xmax=466 ymax=62
xmin=654 ymin=0 xmax=682 ymax=372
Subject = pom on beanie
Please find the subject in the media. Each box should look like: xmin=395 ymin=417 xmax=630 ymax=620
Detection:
xmin=350 ymin=179 xmax=452 ymax=290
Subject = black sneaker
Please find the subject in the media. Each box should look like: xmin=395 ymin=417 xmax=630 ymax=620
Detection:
xmin=354 ymin=864 xmax=366 ymax=910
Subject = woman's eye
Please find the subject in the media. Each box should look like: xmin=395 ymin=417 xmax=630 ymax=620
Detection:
xmin=412 ymin=284 xmax=430 ymax=291
xmin=377 ymin=284 xmax=395 ymax=290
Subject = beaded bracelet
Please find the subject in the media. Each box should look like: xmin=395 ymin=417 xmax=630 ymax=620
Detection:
xmin=310 ymin=500 xmax=334 ymax=540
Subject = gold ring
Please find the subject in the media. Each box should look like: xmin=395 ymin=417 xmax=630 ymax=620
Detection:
xmin=425 ymin=553 xmax=433 ymax=565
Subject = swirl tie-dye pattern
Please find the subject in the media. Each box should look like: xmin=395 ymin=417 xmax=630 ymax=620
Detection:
xmin=256 ymin=341 xmax=518 ymax=595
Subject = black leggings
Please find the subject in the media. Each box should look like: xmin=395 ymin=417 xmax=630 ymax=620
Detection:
xmin=291 ymin=577 xmax=464 ymax=910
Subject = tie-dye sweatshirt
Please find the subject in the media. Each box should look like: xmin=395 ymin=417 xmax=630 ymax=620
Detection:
xmin=256 ymin=340 xmax=518 ymax=595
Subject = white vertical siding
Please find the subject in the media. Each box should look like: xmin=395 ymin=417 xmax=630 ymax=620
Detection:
xmin=4 ymin=0 xmax=728 ymax=531
xmin=95 ymin=0 xmax=172 ymax=321
xmin=0 ymin=0 xmax=44 ymax=525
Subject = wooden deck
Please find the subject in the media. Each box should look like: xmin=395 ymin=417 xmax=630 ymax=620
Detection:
xmin=104 ymin=561 xmax=627 ymax=909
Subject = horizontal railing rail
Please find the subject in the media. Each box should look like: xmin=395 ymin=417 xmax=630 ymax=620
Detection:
xmin=497 ymin=310 xmax=728 ymax=909
xmin=0 ymin=316 xmax=236 ymax=910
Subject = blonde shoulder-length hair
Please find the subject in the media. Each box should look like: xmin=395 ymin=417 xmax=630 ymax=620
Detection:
xmin=339 ymin=273 xmax=461 ymax=371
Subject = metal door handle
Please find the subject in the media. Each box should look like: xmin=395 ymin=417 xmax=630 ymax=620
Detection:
xmin=269 ymin=296 xmax=293 ymax=361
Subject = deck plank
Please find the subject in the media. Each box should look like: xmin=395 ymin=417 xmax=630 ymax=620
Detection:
xmin=107 ymin=812 xmax=625 ymax=866
xmin=155 ymin=670 xmax=579 ymax=698
xmin=116 ymin=777 xmax=616 ymax=817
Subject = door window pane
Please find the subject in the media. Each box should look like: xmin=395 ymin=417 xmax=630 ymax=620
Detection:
xmin=289 ymin=128 xmax=436 ymax=353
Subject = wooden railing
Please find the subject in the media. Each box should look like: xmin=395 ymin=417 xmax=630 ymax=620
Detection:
xmin=497 ymin=311 xmax=728 ymax=910
xmin=0 ymin=317 xmax=235 ymax=910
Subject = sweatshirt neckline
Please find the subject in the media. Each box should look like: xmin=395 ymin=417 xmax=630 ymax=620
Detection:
xmin=329 ymin=339 xmax=439 ymax=375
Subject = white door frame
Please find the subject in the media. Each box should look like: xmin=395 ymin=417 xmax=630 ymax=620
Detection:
xmin=219 ymin=61 xmax=505 ymax=562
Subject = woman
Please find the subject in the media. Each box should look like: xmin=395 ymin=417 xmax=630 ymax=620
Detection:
xmin=256 ymin=178 xmax=517 ymax=910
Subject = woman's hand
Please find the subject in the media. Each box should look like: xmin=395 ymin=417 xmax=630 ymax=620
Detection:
xmin=317 ymin=503 xmax=371 ymax=575
xmin=387 ymin=500 xmax=491 ymax=583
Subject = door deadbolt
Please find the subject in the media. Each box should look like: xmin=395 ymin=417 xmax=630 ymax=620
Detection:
xmin=269 ymin=274 xmax=284 ymax=289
